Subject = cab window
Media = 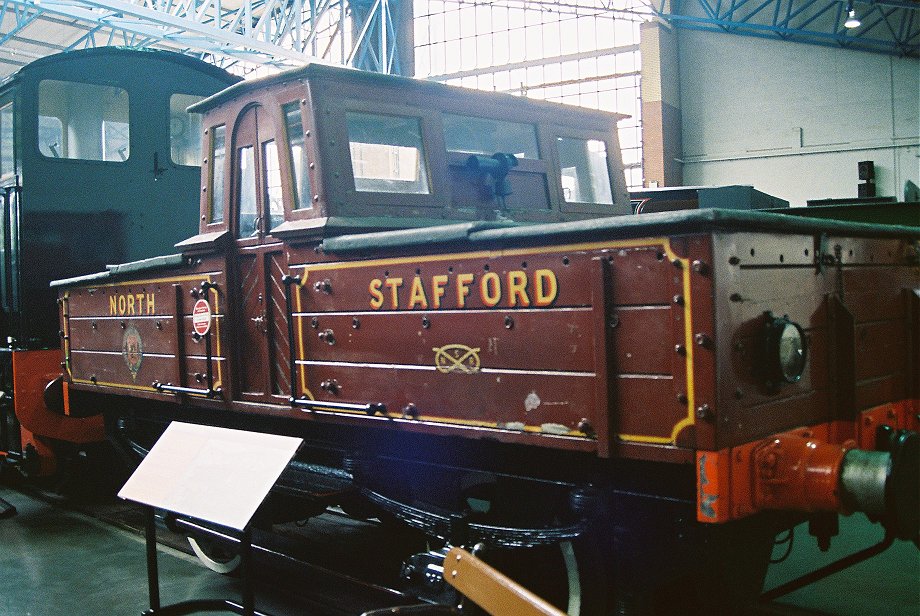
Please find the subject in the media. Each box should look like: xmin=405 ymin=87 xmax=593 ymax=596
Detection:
xmin=443 ymin=114 xmax=539 ymax=159
xmin=237 ymin=145 xmax=258 ymax=237
xmin=1 ymin=103 xmax=13 ymax=178
xmin=209 ymin=125 xmax=226 ymax=223
xmin=38 ymin=80 xmax=129 ymax=162
xmin=283 ymin=103 xmax=311 ymax=210
xmin=557 ymin=137 xmax=613 ymax=205
xmin=346 ymin=112 xmax=430 ymax=194
xmin=262 ymin=140 xmax=284 ymax=230
xmin=170 ymin=94 xmax=206 ymax=166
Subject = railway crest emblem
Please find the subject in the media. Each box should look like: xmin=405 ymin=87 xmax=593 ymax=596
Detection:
xmin=433 ymin=344 xmax=481 ymax=374
xmin=122 ymin=325 xmax=144 ymax=381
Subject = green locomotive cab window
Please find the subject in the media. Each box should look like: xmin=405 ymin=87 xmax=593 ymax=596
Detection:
xmin=262 ymin=140 xmax=284 ymax=231
xmin=209 ymin=125 xmax=226 ymax=224
xmin=38 ymin=80 xmax=129 ymax=162
xmin=170 ymin=94 xmax=206 ymax=166
xmin=237 ymin=145 xmax=258 ymax=237
xmin=283 ymin=103 xmax=311 ymax=210
xmin=0 ymin=103 xmax=12 ymax=179
xmin=443 ymin=114 xmax=539 ymax=159
xmin=557 ymin=137 xmax=613 ymax=205
xmin=346 ymin=112 xmax=430 ymax=194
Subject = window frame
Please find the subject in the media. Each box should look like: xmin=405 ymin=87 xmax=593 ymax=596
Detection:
xmin=320 ymin=98 xmax=447 ymax=211
xmin=548 ymin=126 xmax=622 ymax=216
xmin=281 ymin=100 xmax=312 ymax=213
xmin=204 ymin=123 xmax=228 ymax=227
xmin=169 ymin=93 xmax=207 ymax=167
xmin=0 ymin=101 xmax=14 ymax=181
xmin=35 ymin=78 xmax=131 ymax=164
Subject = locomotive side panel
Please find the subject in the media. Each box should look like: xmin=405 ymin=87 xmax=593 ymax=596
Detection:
xmin=62 ymin=260 xmax=229 ymax=399
xmin=713 ymin=233 xmax=919 ymax=448
xmin=289 ymin=237 xmax=705 ymax=458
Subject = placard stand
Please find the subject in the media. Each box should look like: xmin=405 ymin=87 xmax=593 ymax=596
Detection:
xmin=118 ymin=422 xmax=303 ymax=616
xmin=143 ymin=507 xmax=262 ymax=616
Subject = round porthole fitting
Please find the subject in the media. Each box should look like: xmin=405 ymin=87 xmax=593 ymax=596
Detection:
xmin=764 ymin=314 xmax=808 ymax=384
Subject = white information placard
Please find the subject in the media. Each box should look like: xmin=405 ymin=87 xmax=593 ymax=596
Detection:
xmin=118 ymin=422 xmax=302 ymax=530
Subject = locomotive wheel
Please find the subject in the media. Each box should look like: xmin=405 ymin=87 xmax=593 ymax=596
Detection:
xmin=187 ymin=535 xmax=241 ymax=575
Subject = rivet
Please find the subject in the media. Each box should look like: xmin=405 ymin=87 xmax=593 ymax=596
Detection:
xmin=677 ymin=393 xmax=688 ymax=404
xmin=352 ymin=317 xmax=360 ymax=329
xmin=696 ymin=404 xmax=713 ymax=420
xmin=695 ymin=333 xmax=712 ymax=348
xmin=673 ymin=294 xmax=684 ymax=306
xmin=313 ymin=194 xmax=320 ymax=202
xmin=120 ymin=321 xmax=126 ymax=329
xmin=504 ymin=315 xmax=514 ymax=329
xmin=156 ymin=321 xmax=162 ymax=330
xmin=422 ymin=316 xmax=431 ymax=329
xmin=311 ymin=317 xmax=319 ymax=329
xmin=675 ymin=344 xmax=686 ymax=356
xmin=608 ymin=314 xmax=620 ymax=328
xmin=692 ymin=259 xmax=708 ymax=275
xmin=671 ymin=258 xmax=682 ymax=268
xmin=729 ymin=256 xmax=740 ymax=265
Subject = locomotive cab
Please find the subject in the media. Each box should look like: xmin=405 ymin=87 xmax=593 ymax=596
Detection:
xmin=182 ymin=62 xmax=631 ymax=252
xmin=0 ymin=48 xmax=238 ymax=479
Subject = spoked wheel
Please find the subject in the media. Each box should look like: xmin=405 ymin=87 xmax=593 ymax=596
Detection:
xmin=187 ymin=535 xmax=241 ymax=575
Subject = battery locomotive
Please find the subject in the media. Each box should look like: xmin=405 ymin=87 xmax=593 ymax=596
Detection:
xmin=41 ymin=63 xmax=919 ymax=614
xmin=0 ymin=48 xmax=239 ymax=480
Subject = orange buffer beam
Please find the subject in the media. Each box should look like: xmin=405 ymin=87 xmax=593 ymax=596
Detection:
xmin=697 ymin=401 xmax=919 ymax=535
xmin=12 ymin=349 xmax=105 ymax=476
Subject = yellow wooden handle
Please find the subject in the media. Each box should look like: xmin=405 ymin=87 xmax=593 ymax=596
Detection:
xmin=442 ymin=547 xmax=567 ymax=616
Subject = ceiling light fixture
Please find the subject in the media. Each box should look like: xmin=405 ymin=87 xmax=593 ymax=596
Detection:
xmin=844 ymin=1 xmax=861 ymax=28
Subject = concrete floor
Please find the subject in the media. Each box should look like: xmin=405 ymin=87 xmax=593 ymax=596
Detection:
xmin=0 ymin=485 xmax=240 ymax=616
xmin=1 ymin=483 xmax=917 ymax=616
xmin=763 ymin=515 xmax=920 ymax=616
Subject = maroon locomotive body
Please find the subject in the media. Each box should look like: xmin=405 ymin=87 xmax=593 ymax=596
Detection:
xmin=40 ymin=64 xmax=918 ymax=613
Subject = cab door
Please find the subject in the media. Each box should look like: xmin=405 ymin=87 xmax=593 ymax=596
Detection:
xmin=231 ymin=105 xmax=290 ymax=403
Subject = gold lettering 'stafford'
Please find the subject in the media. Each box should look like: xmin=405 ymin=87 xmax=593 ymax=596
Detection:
xmin=368 ymin=269 xmax=558 ymax=310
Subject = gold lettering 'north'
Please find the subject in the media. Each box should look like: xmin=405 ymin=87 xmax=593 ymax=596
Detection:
xmin=109 ymin=292 xmax=155 ymax=316
xmin=367 ymin=269 xmax=558 ymax=310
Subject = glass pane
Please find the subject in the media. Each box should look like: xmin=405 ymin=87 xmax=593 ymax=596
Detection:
xmin=557 ymin=137 xmax=613 ymax=205
xmin=346 ymin=112 xmax=430 ymax=194
xmin=443 ymin=113 xmax=539 ymax=159
xmin=210 ymin=125 xmax=226 ymax=223
xmin=1 ymin=103 xmax=12 ymax=178
xmin=170 ymin=93 xmax=205 ymax=166
xmin=263 ymin=140 xmax=284 ymax=230
xmin=38 ymin=80 xmax=129 ymax=162
xmin=236 ymin=145 xmax=258 ymax=238
xmin=283 ymin=103 xmax=311 ymax=210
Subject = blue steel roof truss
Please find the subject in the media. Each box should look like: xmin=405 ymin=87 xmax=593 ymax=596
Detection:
xmin=653 ymin=0 xmax=919 ymax=57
